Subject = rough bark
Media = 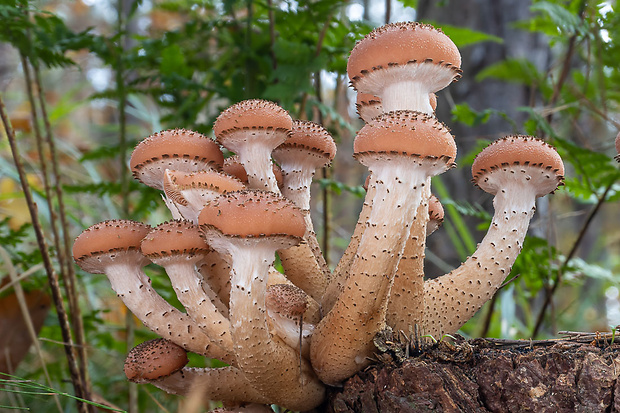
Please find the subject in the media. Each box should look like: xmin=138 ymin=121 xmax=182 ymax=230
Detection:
xmin=326 ymin=335 xmax=620 ymax=412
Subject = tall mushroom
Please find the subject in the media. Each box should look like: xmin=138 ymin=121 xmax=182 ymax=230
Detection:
xmin=199 ymin=190 xmax=325 ymax=411
xmin=311 ymin=110 xmax=456 ymax=385
xmin=72 ymin=220 xmax=232 ymax=363
xmin=271 ymin=120 xmax=336 ymax=301
xmin=423 ymin=136 xmax=564 ymax=338
xmin=214 ymin=100 xmax=292 ymax=193
xmin=348 ymin=22 xmax=461 ymax=114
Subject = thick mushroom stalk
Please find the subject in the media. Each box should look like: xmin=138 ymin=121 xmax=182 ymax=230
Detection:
xmin=311 ymin=111 xmax=456 ymax=385
xmin=348 ymin=23 xmax=460 ymax=114
xmin=125 ymin=338 xmax=269 ymax=405
xmin=214 ymin=100 xmax=292 ymax=193
xmin=423 ymin=136 xmax=564 ymax=338
xmin=272 ymin=120 xmax=336 ymax=301
xmin=141 ymin=220 xmax=233 ymax=353
xmin=199 ymin=191 xmax=325 ymax=411
xmin=72 ymin=220 xmax=232 ymax=363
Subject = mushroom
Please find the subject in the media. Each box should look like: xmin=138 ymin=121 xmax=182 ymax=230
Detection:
xmin=422 ymin=136 xmax=564 ymax=338
xmin=214 ymin=100 xmax=292 ymax=193
xmin=125 ymin=338 xmax=269 ymax=405
xmin=163 ymin=169 xmax=246 ymax=224
xmin=222 ymin=155 xmax=284 ymax=190
xmin=72 ymin=220 xmax=232 ymax=363
xmin=426 ymin=194 xmax=444 ymax=236
xmin=311 ymin=110 xmax=456 ymax=385
xmin=271 ymin=120 xmax=336 ymax=301
xmin=130 ymin=129 xmax=224 ymax=190
xmin=615 ymin=132 xmax=620 ymax=162
xmin=199 ymin=190 xmax=325 ymax=411
xmin=348 ymin=22 xmax=460 ymax=114
xmin=265 ymin=283 xmax=316 ymax=358
xmin=140 ymin=220 xmax=233 ymax=353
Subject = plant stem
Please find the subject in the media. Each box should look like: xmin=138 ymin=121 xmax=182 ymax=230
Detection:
xmin=0 ymin=93 xmax=89 ymax=413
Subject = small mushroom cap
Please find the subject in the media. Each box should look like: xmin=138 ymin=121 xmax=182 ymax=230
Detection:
xmin=198 ymin=190 xmax=306 ymax=239
xmin=472 ymin=135 xmax=565 ymax=197
xmin=124 ymin=338 xmax=189 ymax=382
xmin=163 ymin=169 xmax=246 ymax=206
xmin=428 ymin=194 xmax=444 ymax=222
xmin=73 ymin=220 xmax=151 ymax=274
xmin=275 ymin=120 xmax=337 ymax=162
xmin=356 ymin=93 xmax=438 ymax=122
xmin=265 ymin=284 xmax=309 ymax=318
xmin=222 ymin=155 xmax=283 ymax=188
xmin=615 ymin=132 xmax=620 ymax=160
xmin=130 ymin=129 xmax=224 ymax=189
xmin=213 ymin=99 xmax=293 ymax=138
xmin=354 ymin=111 xmax=456 ymax=164
xmin=347 ymin=22 xmax=461 ymax=84
xmin=141 ymin=220 xmax=209 ymax=258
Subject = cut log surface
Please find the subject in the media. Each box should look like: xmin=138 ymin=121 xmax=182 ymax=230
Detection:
xmin=327 ymin=334 xmax=620 ymax=413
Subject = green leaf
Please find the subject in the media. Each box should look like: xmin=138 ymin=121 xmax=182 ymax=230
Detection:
xmin=476 ymin=58 xmax=544 ymax=87
xmin=451 ymin=103 xmax=493 ymax=127
xmin=396 ymin=0 xmax=418 ymax=10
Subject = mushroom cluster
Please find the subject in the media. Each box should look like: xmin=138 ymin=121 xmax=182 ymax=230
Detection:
xmin=73 ymin=21 xmax=565 ymax=410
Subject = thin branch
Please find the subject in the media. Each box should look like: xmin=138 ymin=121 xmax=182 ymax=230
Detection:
xmin=0 ymin=93 xmax=89 ymax=413
xmin=531 ymin=182 xmax=614 ymax=337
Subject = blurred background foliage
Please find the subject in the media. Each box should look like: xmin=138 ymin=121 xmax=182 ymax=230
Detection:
xmin=0 ymin=0 xmax=619 ymax=411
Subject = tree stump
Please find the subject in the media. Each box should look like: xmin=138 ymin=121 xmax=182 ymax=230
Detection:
xmin=326 ymin=333 xmax=620 ymax=412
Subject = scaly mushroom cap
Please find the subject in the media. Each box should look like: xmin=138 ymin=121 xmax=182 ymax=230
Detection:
xmin=472 ymin=135 xmax=564 ymax=197
xmin=213 ymin=99 xmax=292 ymax=140
xmin=347 ymin=22 xmax=461 ymax=88
xmin=222 ymin=155 xmax=284 ymax=189
xmin=140 ymin=220 xmax=209 ymax=258
xmin=428 ymin=194 xmax=444 ymax=222
xmin=275 ymin=120 xmax=337 ymax=163
xmin=130 ymin=129 xmax=224 ymax=190
xmin=73 ymin=220 xmax=151 ymax=274
xmin=163 ymin=169 xmax=246 ymax=206
xmin=265 ymin=284 xmax=309 ymax=318
xmin=356 ymin=93 xmax=438 ymax=122
xmin=198 ymin=190 xmax=306 ymax=239
xmin=615 ymin=132 xmax=620 ymax=162
xmin=124 ymin=338 xmax=189 ymax=382
xmin=354 ymin=111 xmax=456 ymax=164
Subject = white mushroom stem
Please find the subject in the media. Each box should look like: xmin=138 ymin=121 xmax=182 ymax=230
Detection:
xmin=202 ymin=234 xmax=325 ymax=411
xmin=102 ymin=253 xmax=233 ymax=363
xmin=228 ymin=132 xmax=282 ymax=193
xmin=423 ymin=172 xmax=539 ymax=338
xmin=266 ymin=310 xmax=314 ymax=359
xmin=152 ymin=257 xmax=232 ymax=352
xmin=312 ymin=157 xmax=444 ymax=385
xmin=357 ymin=64 xmax=456 ymax=114
xmin=386 ymin=187 xmax=430 ymax=332
xmin=145 ymin=366 xmax=270 ymax=405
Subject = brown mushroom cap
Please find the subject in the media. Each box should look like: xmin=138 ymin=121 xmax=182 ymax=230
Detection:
xmin=141 ymin=220 xmax=209 ymax=258
xmin=276 ymin=120 xmax=337 ymax=162
xmin=428 ymin=194 xmax=444 ymax=222
xmin=124 ymin=338 xmax=189 ymax=382
xmin=213 ymin=99 xmax=292 ymax=138
xmin=198 ymin=190 xmax=306 ymax=239
xmin=223 ymin=155 xmax=284 ymax=188
xmin=472 ymin=135 xmax=564 ymax=197
xmin=73 ymin=220 xmax=151 ymax=274
xmin=353 ymin=111 xmax=456 ymax=164
xmin=265 ymin=284 xmax=309 ymax=318
xmin=347 ymin=22 xmax=461 ymax=85
xmin=615 ymin=132 xmax=620 ymax=161
xmin=356 ymin=93 xmax=437 ymax=122
xmin=130 ymin=129 xmax=224 ymax=189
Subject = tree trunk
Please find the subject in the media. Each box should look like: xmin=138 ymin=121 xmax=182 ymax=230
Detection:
xmin=326 ymin=336 xmax=620 ymax=412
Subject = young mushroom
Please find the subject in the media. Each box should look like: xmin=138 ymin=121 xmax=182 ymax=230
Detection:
xmin=348 ymin=22 xmax=461 ymax=114
xmin=615 ymin=131 xmax=620 ymax=162
xmin=356 ymin=92 xmax=438 ymax=122
xmin=426 ymin=194 xmax=445 ymax=236
xmin=311 ymin=110 xmax=456 ymax=385
xmin=72 ymin=220 xmax=232 ymax=363
xmin=199 ymin=190 xmax=325 ymax=411
xmin=125 ymin=338 xmax=269 ymax=405
xmin=140 ymin=220 xmax=233 ymax=353
xmin=271 ymin=120 xmax=336 ymax=301
xmin=130 ymin=129 xmax=224 ymax=190
xmin=214 ymin=100 xmax=292 ymax=193
xmin=423 ymin=136 xmax=564 ymax=338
